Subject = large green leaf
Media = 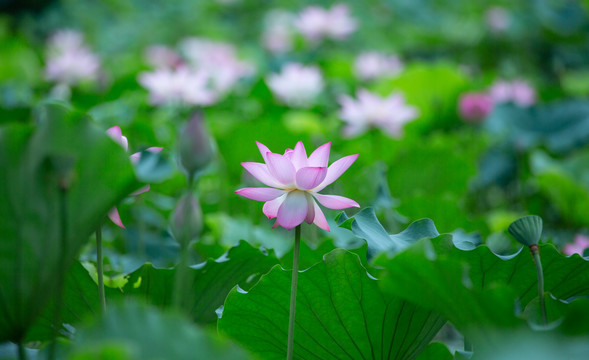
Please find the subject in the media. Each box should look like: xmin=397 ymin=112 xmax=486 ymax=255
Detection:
xmin=374 ymin=235 xmax=589 ymax=344
xmin=107 ymin=240 xmax=279 ymax=324
xmin=66 ymin=301 xmax=250 ymax=360
xmin=0 ymin=102 xmax=139 ymax=342
xmin=219 ymin=249 xmax=445 ymax=360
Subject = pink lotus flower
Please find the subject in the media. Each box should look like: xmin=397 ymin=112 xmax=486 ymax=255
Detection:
xmin=266 ymin=63 xmax=324 ymax=108
xmin=458 ymin=92 xmax=493 ymax=123
xmin=354 ymin=52 xmax=404 ymax=81
xmin=563 ymin=234 xmax=589 ymax=257
xmin=236 ymin=142 xmax=359 ymax=231
xmin=45 ymin=29 xmax=100 ymax=86
xmin=294 ymin=4 xmax=357 ymax=43
xmin=106 ymin=126 xmax=163 ymax=228
xmin=144 ymin=45 xmax=184 ymax=69
xmin=489 ymin=79 xmax=536 ymax=107
xmin=338 ymin=89 xmax=419 ymax=138
xmin=485 ymin=6 xmax=510 ymax=33
xmin=138 ymin=66 xmax=217 ymax=106
xmin=262 ymin=10 xmax=295 ymax=53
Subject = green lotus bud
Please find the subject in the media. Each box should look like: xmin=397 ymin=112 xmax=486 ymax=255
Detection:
xmin=179 ymin=112 xmax=214 ymax=181
xmin=170 ymin=192 xmax=203 ymax=248
xmin=508 ymin=215 xmax=543 ymax=247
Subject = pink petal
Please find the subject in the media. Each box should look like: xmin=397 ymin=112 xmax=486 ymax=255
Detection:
xmin=277 ymin=191 xmax=308 ymax=230
xmin=106 ymin=126 xmax=129 ymax=151
xmin=235 ymin=187 xmax=285 ymax=202
xmin=256 ymin=141 xmax=272 ymax=164
xmin=146 ymin=147 xmax=163 ymax=153
xmin=295 ymin=167 xmax=327 ymax=190
xmin=130 ymin=185 xmax=150 ymax=196
xmin=304 ymin=193 xmax=315 ymax=224
xmin=263 ymin=193 xmax=287 ymax=219
xmin=108 ymin=207 xmax=125 ymax=229
xmin=130 ymin=147 xmax=164 ymax=164
xmin=266 ymin=152 xmax=296 ymax=187
xmin=312 ymin=201 xmax=330 ymax=231
xmin=314 ymin=154 xmax=359 ymax=191
xmin=241 ymin=162 xmax=283 ymax=188
xmin=313 ymin=193 xmax=359 ymax=209
xmin=307 ymin=142 xmax=331 ymax=167
xmin=291 ymin=142 xmax=308 ymax=170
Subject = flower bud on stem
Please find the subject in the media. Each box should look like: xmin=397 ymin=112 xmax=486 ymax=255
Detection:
xmin=287 ymin=225 xmax=301 ymax=360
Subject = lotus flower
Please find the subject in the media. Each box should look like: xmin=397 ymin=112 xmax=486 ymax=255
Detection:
xmin=354 ymin=52 xmax=404 ymax=81
xmin=236 ymin=142 xmax=359 ymax=231
xmin=489 ymin=79 xmax=536 ymax=107
xmin=45 ymin=29 xmax=100 ymax=86
xmin=458 ymin=92 xmax=493 ymax=123
xmin=563 ymin=234 xmax=589 ymax=257
xmin=138 ymin=66 xmax=217 ymax=106
xmin=266 ymin=63 xmax=324 ymax=108
xmin=338 ymin=89 xmax=419 ymax=138
xmin=295 ymin=4 xmax=357 ymax=43
xmin=262 ymin=10 xmax=295 ymax=53
xmin=106 ymin=126 xmax=163 ymax=228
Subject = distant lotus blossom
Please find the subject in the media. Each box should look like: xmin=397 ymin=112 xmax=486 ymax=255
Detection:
xmin=144 ymin=45 xmax=184 ymax=69
xmin=295 ymin=4 xmax=357 ymax=43
xmin=266 ymin=63 xmax=324 ymax=108
xmin=354 ymin=52 xmax=404 ymax=81
xmin=180 ymin=37 xmax=254 ymax=94
xmin=458 ymin=92 xmax=493 ymax=123
xmin=262 ymin=10 xmax=296 ymax=53
xmin=138 ymin=67 xmax=217 ymax=106
xmin=563 ymin=234 xmax=589 ymax=257
xmin=106 ymin=126 xmax=163 ymax=228
xmin=339 ymin=89 xmax=419 ymax=138
xmin=485 ymin=7 xmax=510 ymax=33
xmin=489 ymin=79 xmax=536 ymax=107
xmin=45 ymin=29 xmax=100 ymax=85
xmin=236 ymin=141 xmax=359 ymax=231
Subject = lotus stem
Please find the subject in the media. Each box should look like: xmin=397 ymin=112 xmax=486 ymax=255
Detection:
xmin=96 ymin=225 xmax=106 ymax=315
xmin=18 ymin=341 xmax=27 ymax=360
xmin=287 ymin=225 xmax=301 ymax=360
xmin=530 ymin=244 xmax=547 ymax=325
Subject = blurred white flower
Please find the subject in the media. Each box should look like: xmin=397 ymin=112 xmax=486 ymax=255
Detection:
xmin=266 ymin=63 xmax=324 ymax=108
xmin=489 ymin=79 xmax=536 ymax=107
xmin=485 ymin=6 xmax=510 ymax=33
xmin=262 ymin=10 xmax=296 ymax=54
xmin=138 ymin=66 xmax=217 ymax=106
xmin=338 ymin=89 xmax=418 ymax=138
xmin=44 ymin=29 xmax=100 ymax=86
xmin=354 ymin=52 xmax=404 ymax=81
xmin=144 ymin=45 xmax=183 ymax=69
xmin=180 ymin=37 xmax=254 ymax=94
xmin=295 ymin=3 xmax=357 ymax=43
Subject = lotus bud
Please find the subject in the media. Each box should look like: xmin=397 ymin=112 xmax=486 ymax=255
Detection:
xmin=508 ymin=215 xmax=543 ymax=251
xmin=170 ymin=192 xmax=203 ymax=248
xmin=179 ymin=112 xmax=215 ymax=182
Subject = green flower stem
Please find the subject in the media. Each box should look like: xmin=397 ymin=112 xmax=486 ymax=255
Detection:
xmin=530 ymin=245 xmax=547 ymax=325
xmin=18 ymin=341 xmax=27 ymax=360
xmin=96 ymin=224 xmax=106 ymax=315
xmin=287 ymin=225 xmax=301 ymax=360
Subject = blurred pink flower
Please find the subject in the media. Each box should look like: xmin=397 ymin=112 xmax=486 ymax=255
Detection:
xmin=563 ymin=234 xmax=589 ymax=257
xmin=144 ymin=45 xmax=184 ymax=69
xmin=45 ymin=29 xmax=100 ymax=85
xmin=295 ymin=4 xmax=357 ymax=42
xmin=354 ymin=52 xmax=404 ymax=81
xmin=138 ymin=66 xmax=217 ymax=106
xmin=266 ymin=63 xmax=324 ymax=108
xmin=262 ymin=10 xmax=295 ymax=53
xmin=338 ymin=89 xmax=419 ymax=138
xmin=458 ymin=92 xmax=493 ymax=123
xmin=485 ymin=7 xmax=510 ymax=33
xmin=180 ymin=37 xmax=254 ymax=94
xmin=106 ymin=126 xmax=163 ymax=228
xmin=236 ymin=142 xmax=359 ymax=231
xmin=489 ymin=79 xmax=536 ymax=107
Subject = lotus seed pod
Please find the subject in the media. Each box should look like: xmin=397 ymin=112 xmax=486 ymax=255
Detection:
xmin=179 ymin=112 xmax=215 ymax=181
xmin=170 ymin=192 xmax=203 ymax=248
xmin=508 ymin=215 xmax=543 ymax=247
